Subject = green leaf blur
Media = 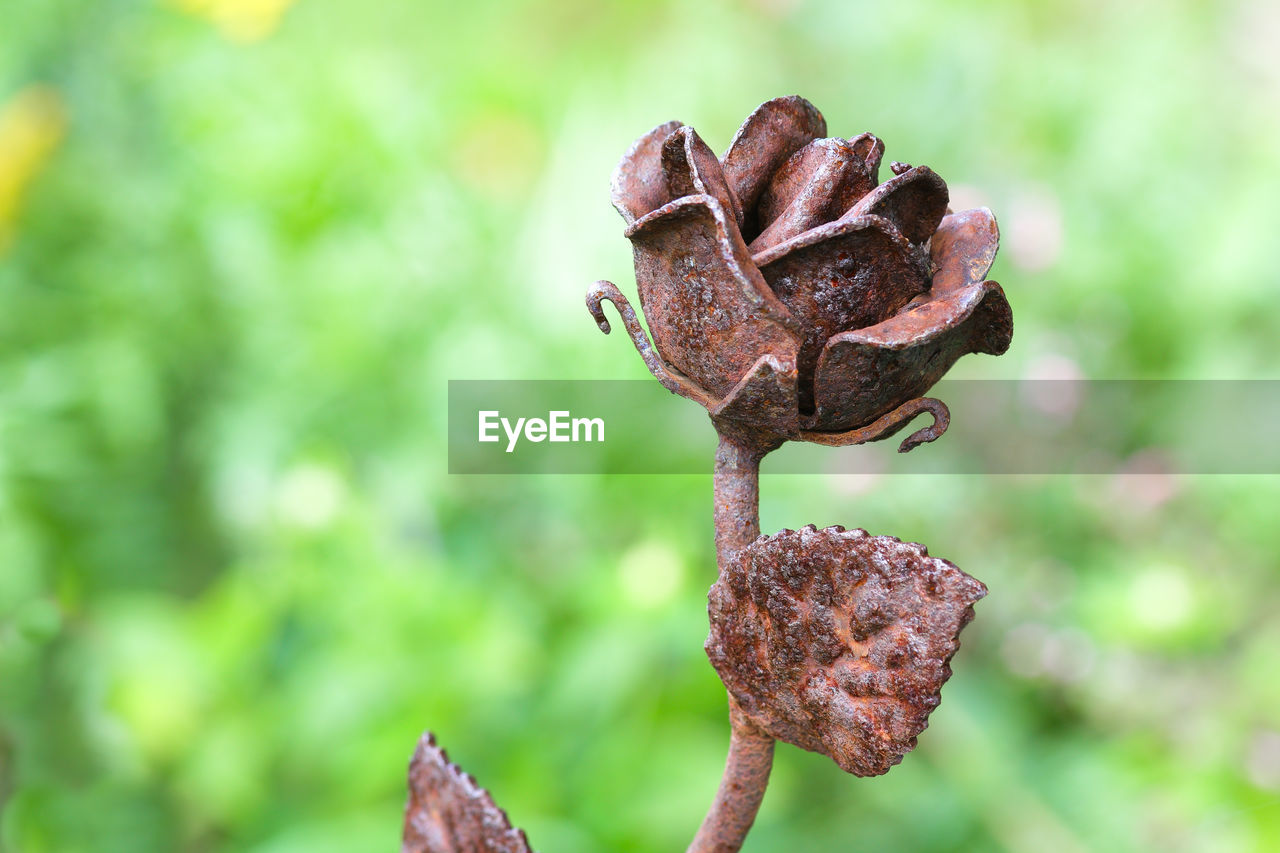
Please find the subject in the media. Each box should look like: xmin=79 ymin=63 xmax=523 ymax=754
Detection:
xmin=2 ymin=0 xmax=1279 ymax=851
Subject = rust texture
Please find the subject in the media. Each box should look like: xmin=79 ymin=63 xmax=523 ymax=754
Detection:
xmin=679 ymin=433 xmax=775 ymax=853
xmin=712 ymin=434 xmax=767 ymax=564
xmin=686 ymin=699 xmax=776 ymax=853
xmin=706 ymin=525 xmax=987 ymax=777
xmin=402 ymin=732 xmax=532 ymax=853
xmin=591 ymin=93 xmax=1013 ymax=449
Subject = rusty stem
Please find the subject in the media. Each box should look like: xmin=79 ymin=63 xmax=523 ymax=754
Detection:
xmin=689 ymin=433 xmax=776 ymax=853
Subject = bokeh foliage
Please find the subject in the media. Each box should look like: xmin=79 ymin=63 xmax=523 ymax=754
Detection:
xmin=2 ymin=0 xmax=1279 ymax=850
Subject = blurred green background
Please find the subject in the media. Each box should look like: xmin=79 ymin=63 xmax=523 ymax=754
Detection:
xmin=3 ymin=0 xmax=1280 ymax=850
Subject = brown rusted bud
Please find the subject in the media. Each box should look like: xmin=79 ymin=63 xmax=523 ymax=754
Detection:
xmin=706 ymin=525 xmax=986 ymax=777
xmin=402 ymin=732 xmax=532 ymax=853
xmin=590 ymin=95 xmax=1012 ymax=450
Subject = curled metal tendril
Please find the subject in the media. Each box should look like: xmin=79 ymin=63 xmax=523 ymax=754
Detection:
xmin=586 ymin=280 xmax=714 ymax=407
xmin=800 ymin=396 xmax=950 ymax=453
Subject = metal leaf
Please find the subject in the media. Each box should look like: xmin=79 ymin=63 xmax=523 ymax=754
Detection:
xmin=710 ymin=350 xmax=800 ymax=447
xmin=402 ymin=732 xmax=533 ymax=853
xmin=706 ymin=525 xmax=986 ymax=777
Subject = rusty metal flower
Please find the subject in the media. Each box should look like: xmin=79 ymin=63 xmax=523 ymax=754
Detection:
xmin=588 ymin=95 xmax=1012 ymax=450
xmin=405 ymin=96 xmax=1010 ymax=853
xmin=706 ymin=525 xmax=986 ymax=777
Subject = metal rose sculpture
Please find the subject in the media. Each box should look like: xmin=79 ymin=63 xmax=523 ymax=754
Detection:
xmin=587 ymin=94 xmax=1011 ymax=452
xmin=403 ymin=95 xmax=1012 ymax=853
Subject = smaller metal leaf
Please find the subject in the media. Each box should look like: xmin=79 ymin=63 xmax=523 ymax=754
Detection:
xmin=402 ymin=732 xmax=533 ymax=853
xmin=710 ymin=349 xmax=800 ymax=446
xmin=706 ymin=526 xmax=986 ymax=777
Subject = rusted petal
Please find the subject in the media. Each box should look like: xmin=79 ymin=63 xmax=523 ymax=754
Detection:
xmin=402 ymin=732 xmax=532 ymax=853
xmin=626 ymin=194 xmax=799 ymax=399
xmin=930 ymin=207 xmax=1000 ymax=295
xmin=707 ymin=525 xmax=986 ymax=777
xmin=610 ymin=119 xmax=683 ymax=225
xmin=843 ymin=165 xmax=948 ymax=244
xmin=710 ymin=348 xmax=801 ymax=447
xmin=808 ymin=280 xmax=1013 ymax=431
xmin=749 ymin=138 xmax=882 ymax=254
xmin=663 ymin=125 xmax=744 ymax=228
xmin=747 ymin=137 xmax=880 ymax=252
xmin=586 ymin=280 xmax=715 ymax=407
xmin=800 ymin=397 xmax=950 ymax=453
xmin=721 ymin=96 xmax=827 ymax=214
xmin=753 ymin=215 xmax=930 ymax=413
xmin=848 ymin=132 xmax=886 ymax=183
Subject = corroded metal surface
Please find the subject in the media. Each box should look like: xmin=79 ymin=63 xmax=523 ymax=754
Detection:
xmin=664 ymin=125 xmax=745 ymax=228
xmin=586 ymin=279 xmax=714 ymax=408
xmin=721 ymin=95 xmax=827 ymax=215
xmin=754 ymin=214 xmax=928 ymax=413
xmin=626 ymin=194 xmax=797 ymax=401
xmin=686 ymin=699 xmax=775 ymax=853
xmin=841 ymin=165 xmax=948 ymax=244
xmin=592 ymin=94 xmax=1012 ymax=448
xmin=706 ymin=525 xmax=987 ymax=777
xmin=402 ymin=733 xmax=532 ymax=853
xmin=807 ymin=280 xmax=1012 ymax=431
xmin=693 ymin=435 xmax=772 ymax=853
xmin=407 ymin=94 xmax=1012 ymax=853
xmin=708 ymin=354 xmax=798 ymax=450
xmin=750 ymin=136 xmax=879 ymax=253
xmin=712 ymin=435 xmax=767 ymax=565
xmin=611 ymin=119 xmax=684 ymax=225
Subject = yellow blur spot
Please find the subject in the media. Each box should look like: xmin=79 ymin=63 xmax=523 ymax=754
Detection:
xmin=273 ymin=463 xmax=346 ymax=530
xmin=114 ymin=666 xmax=202 ymax=762
xmin=173 ymin=0 xmax=299 ymax=42
xmin=618 ymin=540 xmax=684 ymax=609
xmin=0 ymin=86 xmax=66 ymax=254
xmin=103 ymin=604 xmax=206 ymax=765
xmin=1129 ymin=564 xmax=1194 ymax=633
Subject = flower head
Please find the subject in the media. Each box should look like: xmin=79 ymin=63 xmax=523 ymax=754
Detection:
xmin=588 ymin=95 xmax=1012 ymax=450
